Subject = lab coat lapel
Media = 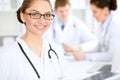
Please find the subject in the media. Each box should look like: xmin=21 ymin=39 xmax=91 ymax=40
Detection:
xmin=63 ymin=15 xmax=74 ymax=34
xmin=17 ymin=38 xmax=45 ymax=79
xmin=104 ymin=24 xmax=111 ymax=50
xmin=54 ymin=22 xmax=63 ymax=36
xmin=63 ymin=16 xmax=76 ymax=44
xmin=54 ymin=21 xmax=66 ymax=44
xmin=98 ymin=14 xmax=112 ymax=51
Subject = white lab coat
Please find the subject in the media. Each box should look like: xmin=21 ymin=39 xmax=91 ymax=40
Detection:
xmin=44 ymin=15 xmax=97 ymax=52
xmin=88 ymin=13 xmax=120 ymax=62
xmin=0 ymin=37 xmax=72 ymax=80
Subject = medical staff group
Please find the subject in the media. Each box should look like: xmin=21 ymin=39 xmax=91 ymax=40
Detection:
xmin=0 ymin=0 xmax=120 ymax=80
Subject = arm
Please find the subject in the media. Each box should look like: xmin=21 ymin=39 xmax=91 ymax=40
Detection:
xmin=78 ymin=23 xmax=98 ymax=52
xmin=86 ymin=22 xmax=120 ymax=62
xmin=62 ymin=19 xmax=98 ymax=60
xmin=62 ymin=43 xmax=85 ymax=60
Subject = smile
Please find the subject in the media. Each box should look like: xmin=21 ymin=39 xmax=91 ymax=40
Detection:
xmin=36 ymin=25 xmax=46 ymax=30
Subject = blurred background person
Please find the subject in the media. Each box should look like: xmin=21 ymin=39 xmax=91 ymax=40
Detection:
xmin=44 ymin=0 xmax=98 ymax=60
xmin=75 ymin=0 xmax=120 ymax=62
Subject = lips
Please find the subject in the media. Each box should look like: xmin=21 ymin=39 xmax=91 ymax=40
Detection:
xmin=35 ymin=25 xmax=46 ymax=30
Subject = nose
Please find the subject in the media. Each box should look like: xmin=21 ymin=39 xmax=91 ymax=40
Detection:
xmin=37 ymin=16 xmax=46 ymax=23
xmin=40 ymin=15 xmax=45 ymax=20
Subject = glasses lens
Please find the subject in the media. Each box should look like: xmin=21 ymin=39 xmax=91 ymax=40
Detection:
xmin=30 ymin=13 xmax=40 ymax=19
xmin=28 ymin=12 xmax=55 ymax=20
xmin=44 ymin=14 xmax=55 ymax=20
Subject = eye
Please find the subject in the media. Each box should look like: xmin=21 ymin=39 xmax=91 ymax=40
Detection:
xmin=45 ymin=14 xmax=52 ymax=17
xmin=30 ymin=13 xmax=40 ymax=17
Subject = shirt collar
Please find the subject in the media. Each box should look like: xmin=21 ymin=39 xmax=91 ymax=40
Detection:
xmin=16 ymin=36 xmax=45 ymax=60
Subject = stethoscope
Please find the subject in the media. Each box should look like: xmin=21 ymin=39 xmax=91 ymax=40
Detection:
xmin=17 ymin=42 xmax=64 ymax=80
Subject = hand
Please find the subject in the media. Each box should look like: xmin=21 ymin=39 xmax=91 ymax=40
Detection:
xmin=72 ymin=51 xmax=86 ymax=60
xmin=62 ymin=43 xmax=85 ymax=60
xmin=62 ymin=43 xmax=80 ymax=52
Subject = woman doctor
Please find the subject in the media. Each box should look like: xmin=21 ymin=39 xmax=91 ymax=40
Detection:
xmin=44 ymin=0 xmax=97 ymax=60
xmin=76 ymin=0 xmax=120 ymax=61
xmin=0 ymin=0 xmax=72 ymax=80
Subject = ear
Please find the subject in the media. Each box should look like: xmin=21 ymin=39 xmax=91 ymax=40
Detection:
xmin=20 ymin=12 xmax=25 ymax=23
xmin=103 ymin=7 xmax=109 ymax=16
xmin=103 ymin=7 xmax=109 ymax=13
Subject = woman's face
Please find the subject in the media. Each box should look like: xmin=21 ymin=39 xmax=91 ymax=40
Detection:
xmin=21 ymin=0 xmax=53 ymax=36
xmin=90 ymin=4 xmax=108 ymax=22
xmin=55 ymin=4 xmax=71 ymax=22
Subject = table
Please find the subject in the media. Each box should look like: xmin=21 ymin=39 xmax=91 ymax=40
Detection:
xmin=64 ymin=56 xmax=111 ymax=80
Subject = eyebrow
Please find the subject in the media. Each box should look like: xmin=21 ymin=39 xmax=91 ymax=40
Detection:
xmin=29 ymin=10 xmax=53 ymax=14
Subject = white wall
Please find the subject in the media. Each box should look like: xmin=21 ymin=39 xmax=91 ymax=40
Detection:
xmin=0 ymin=0 xmax=22 ymax=46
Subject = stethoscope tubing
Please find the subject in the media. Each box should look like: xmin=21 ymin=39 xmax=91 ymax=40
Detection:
xmin=17 ymin=42 xmax=60 ymax=79
xmin=18 ymin=42 xmax=40 ymax=78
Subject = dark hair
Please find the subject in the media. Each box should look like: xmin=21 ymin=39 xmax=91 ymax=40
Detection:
xmin=90 ymin=0 xmax=117 ymax=11
xmin=55 ymin=0 xmax=71 ymax=10
xmin=16 ymin=0 xmax=53 ymax=23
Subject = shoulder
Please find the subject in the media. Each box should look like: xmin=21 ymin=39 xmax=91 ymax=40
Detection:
xmin=111 ymin=13 xmax=120 ymax=26
xmin=0 ymin=42 xmax=19 ymax=63
xmin=71 ymin=15 xmax=84 ymax=23
xmin=109 ymin=14 xmax=120 ymax=36
xmin=110 ymin=13 xmax=120 ymax=30
xmin=0 ymin=42 xmax=20 ymax=60
xmin=0 ymin=42 xmax=21 ymax=75
xmin=71 ymin=15 xmax=85 ymax=24
xmin=71 ymin=15 xmax=89 ymax=29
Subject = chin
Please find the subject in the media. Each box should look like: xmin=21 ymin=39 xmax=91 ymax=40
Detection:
xmin=96 ymin=19 xmax=103 ymax=22
xmin=61 ymin=19 xmax=67 ymax=22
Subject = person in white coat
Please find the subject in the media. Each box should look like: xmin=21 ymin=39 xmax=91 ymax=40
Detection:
xmin=0 ymin=0 xmax=72 ymax=80
xmin=77 ymin=0 xmax=120 ymax=62
xmin=44 ymin=0 xmax=98 ymax=60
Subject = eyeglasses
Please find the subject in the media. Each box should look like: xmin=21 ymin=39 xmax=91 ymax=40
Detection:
xmin=24 ymin=12 xmax=55 ymax=20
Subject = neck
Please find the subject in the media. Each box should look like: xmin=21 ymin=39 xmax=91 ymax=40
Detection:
xmin=22 ymin=31 xmax=43 ymax=57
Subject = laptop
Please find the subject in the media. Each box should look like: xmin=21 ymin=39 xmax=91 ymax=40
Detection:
xmin=105 ymin=74 xmax=120 ymax=80
xmin=83 ymin=46 xmax=120 ymax=80
xmin=83 ymin=64 xmax=117 ymax=80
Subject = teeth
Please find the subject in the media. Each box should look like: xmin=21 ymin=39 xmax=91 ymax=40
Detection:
xmin=37 ymin=26 xmax=44 ymax=29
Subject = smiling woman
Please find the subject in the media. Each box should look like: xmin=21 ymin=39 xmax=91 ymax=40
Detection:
xmin=0 ymin=0 xmax=72 ymax=80
xmin=17 ymin=0 xmax=54 ymax=37
xmin=16 ymin=0 xmax=55 ymax=56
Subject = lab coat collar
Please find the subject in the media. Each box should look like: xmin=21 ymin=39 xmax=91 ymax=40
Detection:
xmin=16 ymin=36 xmax=45 ymax=62
xmin=101 ymin=13 xmax=113 ymax=30
xmin=53 ymin=15 xmax=75 ymax=44
xmin=55 ymin=16 xmax=63 ymax=27
xmin=55 ymin=14 xmax=74 ymax=30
